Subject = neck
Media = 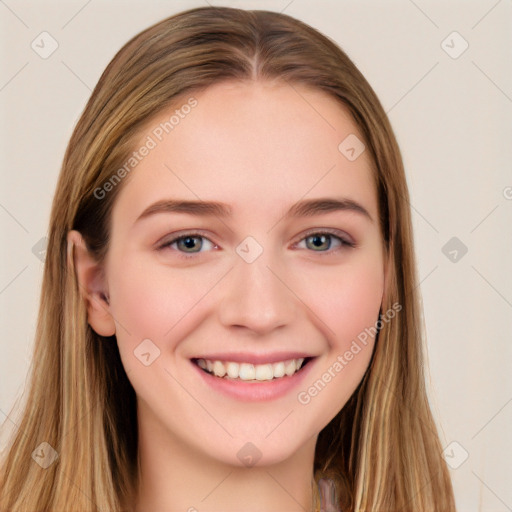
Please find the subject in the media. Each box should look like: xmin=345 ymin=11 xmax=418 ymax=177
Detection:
xmin=133 ymin=402 xmax=319 ymax=512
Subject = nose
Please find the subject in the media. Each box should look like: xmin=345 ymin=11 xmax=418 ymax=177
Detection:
xmin=217 ymin=250 xmax=297 ymax=335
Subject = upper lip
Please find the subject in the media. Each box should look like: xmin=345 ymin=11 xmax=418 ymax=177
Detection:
xmin=191 ymin=352 xmax=315 ymax=365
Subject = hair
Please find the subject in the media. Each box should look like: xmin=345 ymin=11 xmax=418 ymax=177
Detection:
xmin=0 ymin=6 xmax=455 ymax=511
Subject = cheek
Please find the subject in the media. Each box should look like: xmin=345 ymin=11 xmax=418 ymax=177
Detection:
xmin=293 ymin=254 xmax=384 ymax=418
xmin=108 ymin=261 xmax=170 ymax=341
xmin=329 ymin=267 xmax=383 ymax=346
xmin=105 ymin=251 xmax=228 ymax=361
xmin=326 ymin=258 xmax=384 ymax=376
xmin=298 ymin=253 xmax=384 ymax=348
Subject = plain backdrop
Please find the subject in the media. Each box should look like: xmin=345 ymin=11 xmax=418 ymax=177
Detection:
xmin=1 ymin=1 xmax=511 ymax=510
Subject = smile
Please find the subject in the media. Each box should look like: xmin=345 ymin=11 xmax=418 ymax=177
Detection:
xmin=194 ymin=357 xmax=310 ymax=381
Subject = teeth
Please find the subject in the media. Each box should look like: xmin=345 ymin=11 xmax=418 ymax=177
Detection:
xmin=226 ymin=362 xmax=239 ymax=379
xmin=273 ymin=361 xmax=285 ymax=378
xmin=212 ymin=360 xmax=226 ymax=377
xmin=255 ymin=364 xmax=273 ymax=381
xmin=285 ymin=360 xmax=296 ymax=376
xmin=196 ymin=357 xmax=307 ymax=381
xmin=239 ymin=363 xmax=255 ymax=380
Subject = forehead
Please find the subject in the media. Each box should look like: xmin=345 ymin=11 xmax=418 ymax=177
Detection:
xmin=111 ymin=80 xmax=378 ymax=229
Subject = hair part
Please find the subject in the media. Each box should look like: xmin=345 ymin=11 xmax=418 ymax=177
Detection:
xmin=0 ymin=6 xmax=455 ymax=511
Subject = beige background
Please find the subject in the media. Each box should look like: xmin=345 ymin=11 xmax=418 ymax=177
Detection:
xmin=1 ymin=1 xmax=511 ymax=510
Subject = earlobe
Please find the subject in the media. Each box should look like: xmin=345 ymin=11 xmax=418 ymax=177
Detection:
xmin=67 ymin=230 xmax=116 ymax=337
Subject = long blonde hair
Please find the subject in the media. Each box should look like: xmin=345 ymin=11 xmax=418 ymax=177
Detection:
xmin=0 ymin=7 xmax=455 ymax=511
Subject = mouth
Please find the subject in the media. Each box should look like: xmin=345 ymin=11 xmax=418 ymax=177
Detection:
xmin=192 ymin=357 xmax=313 ymax=382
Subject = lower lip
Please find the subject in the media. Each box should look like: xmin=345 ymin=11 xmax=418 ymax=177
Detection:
xmin=191 ymin=358 xmax=316 ymax=402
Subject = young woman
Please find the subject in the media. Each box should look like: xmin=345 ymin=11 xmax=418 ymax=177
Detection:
xmin=0 ymin=6 xmax=456 ymax=511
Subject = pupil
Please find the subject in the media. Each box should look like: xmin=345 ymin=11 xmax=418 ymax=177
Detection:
xmin=309 ymin=234 xmax=329 ymax=250
xmin=180 ymin=236 xmax=201 ymax=251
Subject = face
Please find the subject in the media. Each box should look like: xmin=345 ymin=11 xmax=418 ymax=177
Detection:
xmin=96 ymin=81 xmax=386 ymax=467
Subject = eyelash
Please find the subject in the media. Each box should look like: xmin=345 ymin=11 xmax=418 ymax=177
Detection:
xmin=157 ymin=229 xmax=356 ymax=259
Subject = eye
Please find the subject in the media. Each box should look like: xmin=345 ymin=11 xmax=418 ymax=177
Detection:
xmin=158 ymin=232 xmax=217 ymax=255
xmin=295 ymin=231 xmax=355 ymax=253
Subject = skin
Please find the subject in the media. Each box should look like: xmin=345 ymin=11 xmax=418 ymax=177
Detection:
xmin=70 ymin=80 xmax=387 ymax=512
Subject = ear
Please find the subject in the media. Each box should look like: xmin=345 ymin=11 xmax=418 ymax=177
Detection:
xmin=67 ymin=230 xmax=116 ymax=337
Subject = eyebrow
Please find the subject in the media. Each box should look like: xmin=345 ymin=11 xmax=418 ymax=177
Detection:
xmin=135 ymin=197 xmax=373 ymax=223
